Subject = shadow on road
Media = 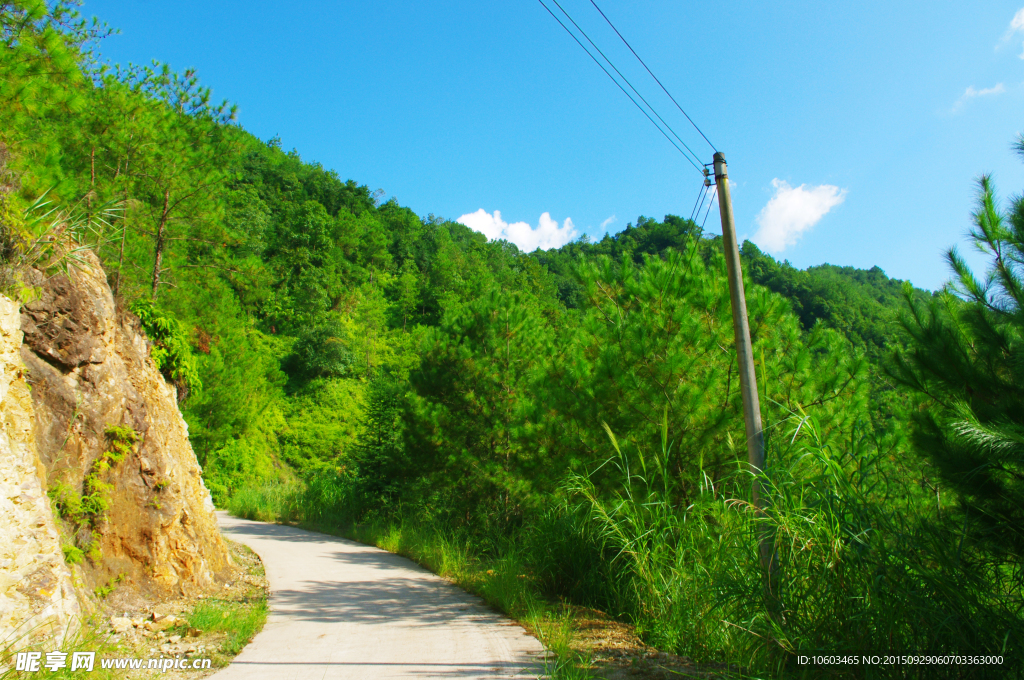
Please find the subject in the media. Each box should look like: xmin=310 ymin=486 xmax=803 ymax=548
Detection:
xmin=269 ymin=577 xmax=509 ymax=626
xmin=220 ymin=515 xmax=511 ymax=628
xmin=219 ymin=516 xmax=362 ymax=545
xmin=227 ymin=660 xmax=539 ymax=677
xmin=215 ymin=513 xmax=544 ymax=679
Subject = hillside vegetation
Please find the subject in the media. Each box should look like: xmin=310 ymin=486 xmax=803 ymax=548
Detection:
xmin=2 ymin=3 xmax=1022 ymax=678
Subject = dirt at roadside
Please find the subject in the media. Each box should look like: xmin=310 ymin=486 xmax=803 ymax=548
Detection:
xmin=97 ymin=539 xmax=268 ymax=679
xmin=562 ymin=606 xmax=734 ymax=680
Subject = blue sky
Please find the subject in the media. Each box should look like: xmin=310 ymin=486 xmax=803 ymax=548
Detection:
xmin=83 ymin=0 xmax=1024 ymax=290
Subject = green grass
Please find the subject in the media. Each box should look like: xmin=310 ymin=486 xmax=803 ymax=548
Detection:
xmin=227 ymin=481 xmax=302 ymax=523
xmin=186 ymin=597 xmax=268 ymax=656
xmin=529 ymin=607 xmax=594 ymax=680
xmin=546 ymin=416 xmax=1024 ymax=679
xmin=0 ymin=618 xmax=120 ymax=680
xmin=92 ymin=573 xmax=126 ymax=599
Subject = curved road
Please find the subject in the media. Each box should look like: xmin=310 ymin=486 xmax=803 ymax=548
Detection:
xmin=214 ymin=512 xmax=544 ymax=680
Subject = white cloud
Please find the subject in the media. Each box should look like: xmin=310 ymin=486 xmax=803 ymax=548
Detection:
xmin=600 ymin=215 xmax=617 ymax=230
xmin=1000 ymin=8 xmax=1024 ymax=57
xmin=457 ymin=209 xmax=578 ymax=252
xmin=1013 ymin=7 xmax=1024 ymax=30
xmin=752 ymin=179 xmax=847 ymax=253
xmin=952 ymin=83 xmax=1006 ymax=112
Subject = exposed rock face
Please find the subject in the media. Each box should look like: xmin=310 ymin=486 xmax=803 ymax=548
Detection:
xmin=0 ymin=295 xmax=81 ymax=646
xmin=19 ymin=252 xmax=230 ymax=597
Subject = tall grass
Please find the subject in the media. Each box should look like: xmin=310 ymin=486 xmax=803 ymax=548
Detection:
xmin=1 ymin=618 xmax=121 ymax=680
xmin=227 ymin=481 xmax=302 ymax=522
xmin=0 ymin=191 xmax=119 ymax=298
xmin=550 ymin=414 xmax=1023 ymax=678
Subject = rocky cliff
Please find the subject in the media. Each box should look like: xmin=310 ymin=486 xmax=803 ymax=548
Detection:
xmin=0 ymin=295 xmax=81 ymax=647
xmin=5 ymin=251 xmax=230 ymax=622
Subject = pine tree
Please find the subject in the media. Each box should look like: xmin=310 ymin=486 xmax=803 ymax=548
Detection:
xmin=404 ymin=287 xmax=553 ymax=529
xmin=892 ymin=147 xmax=1024 ymax=559
xmin=349 ymin=374 xmax=407 ymax=514
xmin=545 ymin=246 xmax=868 ymax=501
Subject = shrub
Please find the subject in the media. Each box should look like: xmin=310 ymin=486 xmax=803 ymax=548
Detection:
xmin=290 ymin=318 xmax=354 ymax=379
xmin=131 ymin=299 xmax=202 ymax=401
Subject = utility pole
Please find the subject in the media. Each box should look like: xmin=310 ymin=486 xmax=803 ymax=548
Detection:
xmin=712 ymin=152 xmax=777 ymax=587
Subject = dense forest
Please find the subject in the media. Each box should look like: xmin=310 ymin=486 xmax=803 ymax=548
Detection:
xmin=2 ymin=2 xmax=1022 ymax=678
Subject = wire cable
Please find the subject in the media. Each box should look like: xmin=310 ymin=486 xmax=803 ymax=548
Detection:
xmin=550 ymin=0 xmax=704 ymax=169
xmin=701 ymin=185 xmax=718 ymax=229
xmin=589 ymin=0 xmax=716 ymax=152
xmin=689 ymin=182 xmax=707 ymax=221
xmin=537 ymin=0 xmax=704 ymax=175
xmin=693 ymin=183 xmax=710 ymax=222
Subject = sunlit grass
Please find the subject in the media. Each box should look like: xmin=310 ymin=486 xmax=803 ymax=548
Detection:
xmin=0 ymin=618 xmax=120 ymax=680
xmin=226 ymin=481 xmax=300 ymax=523
xmin=186 ymin=596 xmax=268 ymax=657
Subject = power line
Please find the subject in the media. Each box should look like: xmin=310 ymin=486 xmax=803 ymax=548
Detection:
xmin=537 ymin=0 xmax=704 ymax=175
xmin=693 ymin=182 xmax=710 ymax=222
xmin=549 ymin=0 xmax=704 ymax=169
xmin=589 ymin=0 xmax=717 ymax=152
xmin=701 ymin=185 xmax=718 ymax=229
xmin=690 ymin=181 xmax=707 ymax=221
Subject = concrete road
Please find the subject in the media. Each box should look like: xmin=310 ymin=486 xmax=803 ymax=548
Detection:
xmin=213 ymin=512 xmax=544 ymax=679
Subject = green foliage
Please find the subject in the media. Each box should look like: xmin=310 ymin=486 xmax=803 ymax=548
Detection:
xmin=61 ymin=543 xmax=84 ymax=565
xmin=48 ymin=480 xmax=83 ymax=524
xmin=741 ymin=241 xmax=925 ymax=355
xmin=92 ymin=572 xmax=125 ymax=598
xmin=227 ymin=480 xmax=302 ymax=523
xmin=346 ymin=374 xmax=408 ymax=513
xmin=49 ymin=424 xmax=138 ymax=565
xmin=78 ymin=476 xmax=111 ymax=518
xmin=552 ymin=247 xmax=870 ymax=492
xmin=0 ymin=186 xmax=118 ymax=298
xmin=102 ymin=424 xmax=137 ymax=461
xmin=0 ymin=0 xmax=110 ymax=140
xmin=131 ymin=299 xmax=202 ymax=400
xmin=277 ymin=377 xmax=365 ymax=473
xmin=187 ymin=597 xmax=267 ymax=656
xmin=174 ymin=288 xmax=290 ymax=501
xmin=80 ymin=426 xmax=138 ymax=534
xmin=893 ymin=165 xmax=1024 ymax=562
xmin=289 ymin=318 xmax=354 ymax=379
xmin=404 ymin=288 xmax=554 ymax=529
xmin=250 ymin=405 xmax=1022 ymax=678
xmin=547 ymin=416 xmax=1023 ymax=677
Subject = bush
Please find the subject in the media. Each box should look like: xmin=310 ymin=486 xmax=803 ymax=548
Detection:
xmin=131 ymin=299 xmax=202 ymax=401
xmin=290 ymin=319 xmax=354 ymax=379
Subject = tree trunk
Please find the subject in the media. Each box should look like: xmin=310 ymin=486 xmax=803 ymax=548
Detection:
xmin=87 ymin=146 xmax=94 ymax=215
xmin=113 ymin=155 xmax=130 ymax=297
xmin=151 ymin=188 xmax=170 ymax=299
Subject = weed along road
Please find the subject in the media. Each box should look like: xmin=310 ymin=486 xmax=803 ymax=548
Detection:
xmin=213 ymin=512 xmax=544 ymax=679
